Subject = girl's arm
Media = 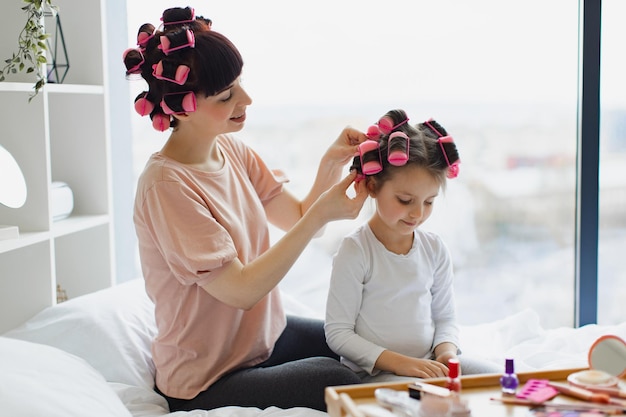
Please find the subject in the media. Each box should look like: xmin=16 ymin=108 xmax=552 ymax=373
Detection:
xmin=325 ymin=236 xmax=387 ymax=375
xmin=434 ymin=342 xmax=459 ymax=367
xmin=430 ymin=237 xmax=461 ymax=364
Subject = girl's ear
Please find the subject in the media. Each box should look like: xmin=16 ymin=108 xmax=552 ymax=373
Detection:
xmin=365 ymin=177 xmax=378 ymax=197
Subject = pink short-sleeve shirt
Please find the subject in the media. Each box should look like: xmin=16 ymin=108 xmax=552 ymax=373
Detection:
xmin=134 ymin=134 xmax=288 ymax=399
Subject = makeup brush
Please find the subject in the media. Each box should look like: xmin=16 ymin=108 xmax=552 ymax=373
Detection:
xmin=548 ymin=382 xmax=611 ymax=403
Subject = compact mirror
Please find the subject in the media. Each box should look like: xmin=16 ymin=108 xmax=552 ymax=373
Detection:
xmin=568 ymin=334 xmax=626 ymax=388
xmin=588 ymin=335 xmax=626 ymax=378
xmin=0 ymin=144 xmax=27 ymax=208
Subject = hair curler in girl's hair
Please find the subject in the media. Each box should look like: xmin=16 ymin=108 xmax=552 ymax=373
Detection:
xmin=366 ymin=115 xmax=410 ymax=140
xmin=387 ymin=132 xmax=410 ymax=166
xmin=423 ymin=119 xmax=460 ymax=179
xmin=366 ymin=124 xmax=382 ymax=140
xmin=377 ymin=116 xmax=395 ymax=135
xmin=438 ymin=136 xmax=460 ymax=179
xmin=358 ymin=140 xmax=383 ymax=175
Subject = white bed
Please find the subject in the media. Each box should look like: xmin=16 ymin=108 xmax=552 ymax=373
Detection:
xmin=2 ymin=242 xmax=625 ymax=417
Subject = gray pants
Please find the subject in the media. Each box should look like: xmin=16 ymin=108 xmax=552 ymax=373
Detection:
xmin=159 ymin=315 xmax=361 ymax=412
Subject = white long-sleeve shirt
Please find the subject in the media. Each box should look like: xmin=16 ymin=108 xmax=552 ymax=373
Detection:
xmin=324 ymin=223 xmax=459 ymax=376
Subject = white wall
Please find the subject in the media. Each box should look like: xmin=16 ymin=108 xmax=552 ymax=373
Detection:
xmin=105 ymin=1 xmax=137 ymax=282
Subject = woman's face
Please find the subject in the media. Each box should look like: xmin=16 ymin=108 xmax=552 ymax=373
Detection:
xmin=189 ymin=76 xmax=253 ymax=135
xmin=369 ymin=165 xmax=440 ymax=237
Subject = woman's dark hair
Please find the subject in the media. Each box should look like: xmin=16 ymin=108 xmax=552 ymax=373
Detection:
xmin=351 ymin=109 xmax=460 ymax=191
xmin=123 ymin=7 xmax=244 ymax=130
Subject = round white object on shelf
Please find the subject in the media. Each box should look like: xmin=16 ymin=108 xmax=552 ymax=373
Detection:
xmin=0 ymin=144 xmax=27 ymax=208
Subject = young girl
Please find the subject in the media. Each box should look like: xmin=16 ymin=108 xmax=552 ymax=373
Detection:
xmin=325 ymin=109 xmax=499 ymax=383
xmin=123 ymin=6 xmax=368 ymax=412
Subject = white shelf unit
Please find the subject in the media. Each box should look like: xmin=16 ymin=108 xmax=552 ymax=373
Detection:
xmin=0 ymin=0 xmax=114 ymax=333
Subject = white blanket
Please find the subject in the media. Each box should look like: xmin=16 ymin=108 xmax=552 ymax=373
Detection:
xmin=2 ymin=258 xmax=624 ymax=417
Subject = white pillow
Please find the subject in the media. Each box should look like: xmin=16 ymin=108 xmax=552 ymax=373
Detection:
xmin=3 ymin=279 xmax=157 ymax=389
xmin=0 ymin=337 xmax=132 ymax=417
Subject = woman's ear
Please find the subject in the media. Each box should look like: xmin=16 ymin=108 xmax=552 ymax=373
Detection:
xmin=172 ymin=112 xmax=192 ymax=122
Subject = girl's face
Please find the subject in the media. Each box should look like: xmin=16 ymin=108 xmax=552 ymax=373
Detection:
xmin=369 ymin=165 xmax=440 ymax=239
xmin=187 ymin=76 xmax=252 ymax=135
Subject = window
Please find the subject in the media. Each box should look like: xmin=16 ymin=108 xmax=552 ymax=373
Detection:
xmin=598 ymin=0 xmax=626 ymax=325
xmin=127 ymin=1 xmax=609 ymax=328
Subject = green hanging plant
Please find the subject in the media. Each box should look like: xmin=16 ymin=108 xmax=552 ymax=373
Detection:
xmin=0 ymin=0 xmax=59 ymax=101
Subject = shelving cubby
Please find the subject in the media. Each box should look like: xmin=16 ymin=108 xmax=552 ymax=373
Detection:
xmin=0 ymin=0 xmax=114 ymax=333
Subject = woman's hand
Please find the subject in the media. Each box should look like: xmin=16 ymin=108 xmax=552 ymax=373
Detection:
xmin=309 ymin=170 xmax=368 ymax=224
xmin=323 ymin=127 xmax=369 ymax=166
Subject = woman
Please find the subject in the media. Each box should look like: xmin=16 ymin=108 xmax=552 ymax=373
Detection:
xmin=124 ymin=6 xmax=368 ymax=412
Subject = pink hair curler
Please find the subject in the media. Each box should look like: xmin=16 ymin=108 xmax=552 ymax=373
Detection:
xmin=152 ymin=61 xmax=190 ymax=85
xmin=137 ymin=31 xmax=154 ymax=47
xmin=367 ymin=116 xmax=410 ymax=138
xmin=358 ymin=140 xmax=383 ymax=175
xmin=377 ymin=116 xmax=395 ymax=135
xmin=159 ymin=29 xmax=195 ymax=55
xmin=387 ymin=131 xmax=410 ymax=166
xmin=134 ymin=92 xmax=154 ymax=116
xmin=366 ymin=124 xmax=381 ymax=140
xmin=162 ymin=7 xmax=196 ymax=25
xmin=436 ymin=134 xmax=460 ymax=179
xmin=425 ymin=119 xmax=461 ymax=179
xmin=151 ymin=113 xmax=170 ymax=132
xmin=161 ymin=91 xmax=197 ymax=115
xmin=446 ymin=162 xmax=460 ymax=179
xmin=123 ymin=48 xmax=145 ymax=76
xmin=137 ymin=24 xmax=156 ymax=48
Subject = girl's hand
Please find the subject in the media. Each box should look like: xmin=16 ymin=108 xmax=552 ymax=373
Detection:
xmin=381 ymin=354 xmax=450 ymax=379
xmin=433 ymin=343 xmax=459 ymax=370
xmin=375 ymin=350 xmax=451 ymax=379
xmin=435 ymin=351 xmax=458 ymax=368
xmin=401 ymin=358 xmax=450 ymax=379
xmin=323 ymin=127 xmax=369 ymax=166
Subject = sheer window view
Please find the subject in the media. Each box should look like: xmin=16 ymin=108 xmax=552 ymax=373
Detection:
xmin=599 ymin=0 xmax=626 ymax=325
xmin=127 ymin=1 xmax=623 ymax=328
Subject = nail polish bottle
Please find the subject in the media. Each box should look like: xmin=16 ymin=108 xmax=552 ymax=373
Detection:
xmin=446 ymin=358 xmax=461 ymax=393
xmin=500 ymin=358 xmax=519 ymax=395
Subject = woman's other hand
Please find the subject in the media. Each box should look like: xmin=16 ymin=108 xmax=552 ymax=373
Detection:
xmin=323 ymin=127 xmax=369 ymax=166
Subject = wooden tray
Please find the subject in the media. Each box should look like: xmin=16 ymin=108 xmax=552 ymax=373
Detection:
xmin=325 ymin=367 xmax=589 ymax=417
